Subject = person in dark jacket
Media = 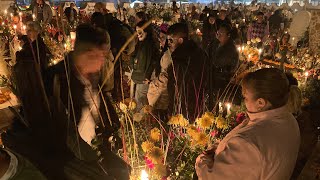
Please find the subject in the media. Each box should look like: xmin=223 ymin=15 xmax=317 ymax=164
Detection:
xmin=202 ymin=14 xmax=218 ymax=50
xmin=32 ymin=0 xmax=52 ymax=24
xmin=268 ymin=9 xmax=283 ymax=35
xmin=216 ymin=9 xmax=232 ymax=29
xmin=131 ymin=21 xmax=160 ymax=110
xmin=16 ymin=22 xmax=51 ymax=78
xmin=167 ymin=23 xmax=208 ymax=121
xmin=207 ymin=23 xmax=239 ymax=109
xmin=64 ymin=3 xmax=77 ymax=23
xmin=45 ymin=24 xmax=130 ymax=179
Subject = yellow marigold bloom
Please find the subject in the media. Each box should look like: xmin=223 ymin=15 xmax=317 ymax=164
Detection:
xmin=197 ymin=112 xmax=214 ymax=129
xmin=196 ymin=132 xmax=209 ymax=147
xmin=215 ymin=116 xmax=229 ymax=130
xmin=150 ymin=128 xmax=161 ymax=142
xmin=154 ymin=164 xmax=167 ymax=177
xmin=190 ymin=132 xmax=208 ymax=147
xmin=128 ymin=101 xmax=136 ymax=111
xmin=186 ymin=125 xmax=198 ymax=138
xmin=123 ymin=98 xmax=137 ymax=111
xmin=119 ymin=102 xmax=127 ymax=112
xmin=167 ymin=114 xmax=189 ymax=127
xmin=147 ymin=147 xmax=164 ymax=164
xmin=141 ymin=141 xmax=154 ymax=153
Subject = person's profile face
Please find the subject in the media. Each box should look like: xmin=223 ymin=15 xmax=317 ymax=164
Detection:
xmin=216 ymin=28 xmax=229 ymax=44
xmin=136 ymin=27 xmax=147 ymax=42
xmin=167 ymin=34 xmax=180 ymax=52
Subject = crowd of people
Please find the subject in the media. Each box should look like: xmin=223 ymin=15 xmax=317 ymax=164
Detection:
xmin=0 ymin=1 xmax=318 ymax=179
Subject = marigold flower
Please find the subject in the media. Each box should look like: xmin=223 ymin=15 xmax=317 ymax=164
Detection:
xmin=167 ymin=114 xmax=189 ymax=127
xmin=141 ymin=141 xmax=154 ymax=153
xmin=119 ymin=102 xmax=127 ymax=112
xmin=186 ymin=125 xmax=198 ymax=138
xmin=215 ymin=116 xmax=229 ymax=130
xmin=196 ymin=112 xmax=214 ymax=129
xmin=196 ymin=132 xmax=209 ymax=147
xmin=150 ymin=128 xmax=161 ymax=142
xmin=147 ymin=147 xmax=164 ymax=164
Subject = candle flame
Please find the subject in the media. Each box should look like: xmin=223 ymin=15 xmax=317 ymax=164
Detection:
xmin=141 ymin=169 xmax=149 ymax=180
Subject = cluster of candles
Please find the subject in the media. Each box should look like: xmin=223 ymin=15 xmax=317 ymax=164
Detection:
xmin=219 ymin=102 xmax=232 ymax=115
xmin=237 ymin=45 xmax=263 ymax=60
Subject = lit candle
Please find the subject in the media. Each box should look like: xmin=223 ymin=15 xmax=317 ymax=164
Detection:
xmin=10 ymin=13 xmax=13 ymax=18
xmin=226 ymin=103 xmax=231 ymax=115
xmin=304 ymin=71 xmax=309 ymax=84
xmin=258 ymin=48 xmax=262 ymax=59
xmin=13 ymin=24 xmax=17 ymax=34
xmin=219 ymin=102 xmax=223 ymax=114
xmin=141 ymin=169 xmax=149 ymax=180
xmin=236 ymin=23 xmax=239 ymax=28
xmin=4 ymin=10 xmax=7 ymax=15
xmin=32 ymin=14 xmax=36 ymax=21
xmin=1 ymin=22 xmax=4 ymax=25
xmin=248 ymin=54 xmax=251 ymax=61
xmin=242 ymin=18 xmax=245 ymax=23
xmin=64 ymin=43 xmax=67 ymax=50
xmin=237 ymin=47 xmax=241 ymax=53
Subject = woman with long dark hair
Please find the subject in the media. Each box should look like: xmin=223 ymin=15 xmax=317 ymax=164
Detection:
xmin=131 ymin=21 xmax=160 ymax=110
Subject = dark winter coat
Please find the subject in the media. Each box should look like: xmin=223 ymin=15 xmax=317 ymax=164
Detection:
xmin=64 ymin=7 xmax=77 ymax=22
xmin=167 ymin=40 xmax=208 ymax=121
xmin=131 ymin=38 xmax=160 ymax=84
xmin=16 ymin=35 xmax=51 ymax=75
xmin=202 ymin=22 xmax=218 ymax=49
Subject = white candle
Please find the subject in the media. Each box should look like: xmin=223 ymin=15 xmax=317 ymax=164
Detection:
xmin=304 ymin=71 xmax=309 ymax=84
xmin=226 ymin=103 xmax=231 ymax=115
xmin=141 ymin=169 xmax=149 ymax=180
xmin=258 ymin=48 xmax=262 ymax=59
xmin=32 ymin=14 xmax=36 ymax=21
xmin=219 ymin=102 xmax=223 ymax=114
xmin=13 ymin=24 xmax=17 ymax=34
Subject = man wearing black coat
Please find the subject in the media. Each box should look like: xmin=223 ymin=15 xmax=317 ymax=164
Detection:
xmin=167 ymin=23 xmax=208 ymax=121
